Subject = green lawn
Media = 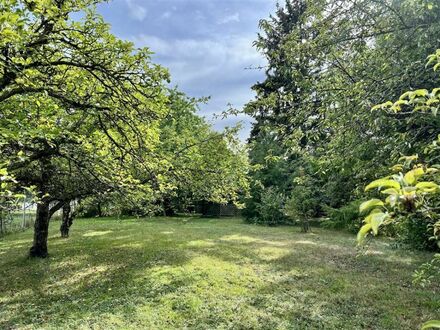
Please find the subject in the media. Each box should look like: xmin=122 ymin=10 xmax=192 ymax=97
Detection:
xmin=0 ymin=217 xmax=438 ymax=329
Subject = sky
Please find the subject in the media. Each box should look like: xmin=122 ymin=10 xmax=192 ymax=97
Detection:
xmin=96 ymin=0 xmax=277 ymax=140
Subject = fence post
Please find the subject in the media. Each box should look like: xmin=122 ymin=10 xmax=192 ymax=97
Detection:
xmin=22 ymin=198 xmax=26 ymax=229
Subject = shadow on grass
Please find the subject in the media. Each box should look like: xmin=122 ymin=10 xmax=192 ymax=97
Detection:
xmin=0 ymin=217 xmax=437 ymax=329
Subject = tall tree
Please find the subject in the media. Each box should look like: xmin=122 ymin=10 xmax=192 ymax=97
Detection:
xmin=245 ymin=0 xmax=440 ymax=223
xmin=0 ymin=0 xmax=169 ymax=257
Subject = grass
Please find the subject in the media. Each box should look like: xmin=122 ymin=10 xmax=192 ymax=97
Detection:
xmin=0 ymin=217 xmax=438 ymax=329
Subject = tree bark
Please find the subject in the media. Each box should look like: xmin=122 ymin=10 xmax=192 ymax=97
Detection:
xmin=29 ymin=199 xmax=50 ymax=258
xmin=163 ymin=198 xmax=175 ymax=216
xmin=97 ymin=202 xmax=102 ymax=217
xmin=60 ymin=202 xmax=73 ymax=238
xmin=301 ymin=218 xmax=310 ymax=233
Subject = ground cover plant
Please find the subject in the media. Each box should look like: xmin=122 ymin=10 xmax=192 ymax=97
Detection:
xmin=0 ymin=217 xmax=438 ymax=329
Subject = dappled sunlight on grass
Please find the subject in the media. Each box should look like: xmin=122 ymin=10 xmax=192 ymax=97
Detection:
xmin=161 ymin=231 xmax=174 ymax=235
xmin=186 ymin=239 xmax=215 ymax=248
xmin=293 ymin=239 xmax=318 ymax=246
xmin=256 ymin=246 xmax=290 ymax=261
xmin=82 ymin=230 xmax=113 ymax=237
xmin=0 ymin=217 xmax=438 ymax=329
xmin=45 ymin=265 xmax=114 ymax=293
xmin=219 ymin=233 xmax=260 ymax=243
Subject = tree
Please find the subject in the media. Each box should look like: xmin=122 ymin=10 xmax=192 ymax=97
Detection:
xmin=244 ymin=0 xmax=440 ymax=223
xmin=284 ymin=169 xmax=321 ymax=232
xmin=357 ymin=49 xmax=440 ymax=330
xmin=357 ymin=50 xmax=440 ymax=247
xmin=141 ymin=89 xmax=250 ymax=215
xmin=0 ymin=0 xmax=169 ymax=257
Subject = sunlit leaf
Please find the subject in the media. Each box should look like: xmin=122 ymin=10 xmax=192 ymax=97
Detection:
xmin=365 ymin=179 xmax=400 ymax=191
xmin=359 ymin=199 xmax=384 ymax=214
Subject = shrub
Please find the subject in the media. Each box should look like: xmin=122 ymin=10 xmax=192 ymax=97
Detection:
xmin=284 ymin=181 xmax=321 ymax=232
xmin=248 ymin=187 xmax=286 ymax=226
xmin=395 ymin=213 xmax=439 ymax=251
xmin=321 ymin=200 xmax=362 ymax=233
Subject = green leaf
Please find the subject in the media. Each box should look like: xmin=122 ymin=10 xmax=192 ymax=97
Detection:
xmin=421 ymin=320 xmax=440 ymax=330
xmin=404 ymin=170 xmax=415 ymax=185
xmin=385 ymin=194 xmax=397 ymax=207
xmin=413 ymin=89 xmax=429 ymax=97
xmin=404 ymin=168 xmax=424 ymax=185
xmin=416 ymin=182 xmax=439 ymax=193
xmin=357 ymin=223 xmax=372 ymax=244
xmin=381 ymin=188 xmax=399 ymax=195
xmin=365 ymin=179 xmax=400 ymax=191
xmin=369 ymin=212 xmax=388 ymax=235
xmin=359 ymin=199 xmax=384 ymax=214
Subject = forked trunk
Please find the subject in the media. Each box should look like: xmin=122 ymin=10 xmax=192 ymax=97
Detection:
xmin=29 ymin=200 xmax=50 ymax=258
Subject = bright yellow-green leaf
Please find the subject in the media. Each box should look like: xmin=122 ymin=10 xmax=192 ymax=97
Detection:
xmin=413 ymin=167 xmax=425 ymax=177
xmin=359 ymin=199 xmax=384 ymax=214
xmin=370 ymin=212 xmax=388 ymax=235
xmin=385 ymin=195 xmax=397 ymax=207
xmin=413 ymin=89 xmax=429 ymax=97
xmin=381 ymin=188 xmax=400 ymax=195
xmin=357 ymin=223 xmax=372 ymax=243
xmin=390 ymin=164 xmax=403 ymax=172
xmin=421 ymin=320 xmax=440 ymax=330
xmin=402 ymin=186 xmax=417 ymax=194
xmin=365 ymin=179 xmax=400 ymax=191
xmin=398 ymin=155 xmax=418 ymax=162
xmin=416 ymin=182 xmax=439 ymax=193
xmin=364 ymin=208 xmax=383 ymax=224
xmin=404 ymin=170 xmax=416 ymax=185
xmin=404 ymin=167 xmax=424 ymax=185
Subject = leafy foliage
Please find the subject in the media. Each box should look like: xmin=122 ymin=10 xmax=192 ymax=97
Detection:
xmin=251 ymin=187 xmax=286 ymax=226
xmin=321 ymin=200 xmax=362 ymax=233
xmin=284 ymin=173 xmax=321 ymax=232
xmin=245 ymin=0 xmax=440 ymax=225
xmin=0 ymin=0 xmax=249 ymax=256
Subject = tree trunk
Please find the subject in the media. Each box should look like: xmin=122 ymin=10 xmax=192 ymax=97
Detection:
xmin=97 ymin=202 xmax=102 ymax=217
xmin=60 ymin=202 xmax=73 ymax=238
xmin=29 ymin=200 xmax=50 ymax=258
xmin=301 ymin=218 xmax=310 ymax=233
xmin=163 ymin=198 xmax=175 ymax=216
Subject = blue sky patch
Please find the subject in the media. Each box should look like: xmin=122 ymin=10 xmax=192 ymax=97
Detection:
xmin=97 ymin=0 xmax=277 ymax=140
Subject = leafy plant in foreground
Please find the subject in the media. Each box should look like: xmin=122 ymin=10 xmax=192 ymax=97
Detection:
xmin=357 ymin=50 xmax=440 ymax=329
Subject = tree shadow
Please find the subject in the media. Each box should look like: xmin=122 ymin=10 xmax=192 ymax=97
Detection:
xmin=0 ymin=217 xmax=437 ymax=329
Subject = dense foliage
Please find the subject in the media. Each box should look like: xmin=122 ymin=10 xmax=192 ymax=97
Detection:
xmin=0 ymin=0 xmax=248 ymax=256
xmin=244 ymin=0 xmax=440 ymax=237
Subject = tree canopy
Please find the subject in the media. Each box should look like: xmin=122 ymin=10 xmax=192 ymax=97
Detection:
xmin=0 ymin=0 xmax=249 ymax=257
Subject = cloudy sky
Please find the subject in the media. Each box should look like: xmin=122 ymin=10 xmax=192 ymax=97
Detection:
xmin=96 ymin=0 xmax=277 ymax=140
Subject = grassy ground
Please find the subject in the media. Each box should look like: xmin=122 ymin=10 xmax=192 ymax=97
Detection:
xmin=0 ymin=217 xmax=438 ymax=329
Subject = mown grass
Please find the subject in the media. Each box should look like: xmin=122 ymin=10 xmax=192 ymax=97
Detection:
xmin=0 ymin=217 xmax=438 ymax=329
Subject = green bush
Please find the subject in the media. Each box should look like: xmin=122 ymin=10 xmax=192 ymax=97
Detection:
xmin=321 ymin=200 xmax=362 ymax=233
xmin=395 ymin=214 xmax=439 ymax=251
xmin=284 ymin=184 xmax=321 ymax=232
xmin=247 ymin=187 xmax=287 ymax=226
